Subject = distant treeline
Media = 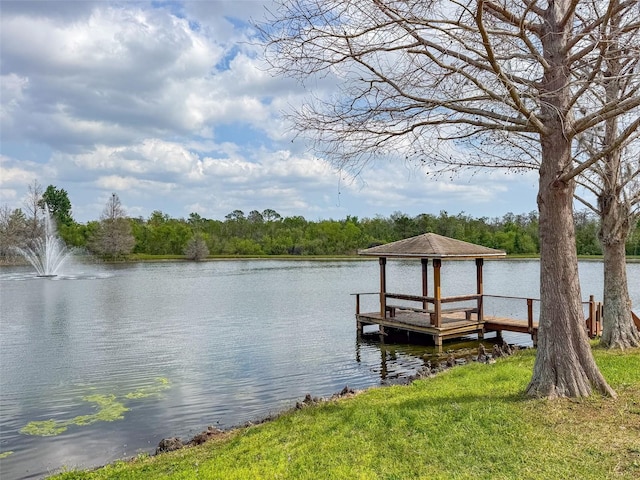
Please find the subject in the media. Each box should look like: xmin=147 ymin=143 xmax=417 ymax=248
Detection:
xmin=48 ymin=209 xmax=639 ymax=257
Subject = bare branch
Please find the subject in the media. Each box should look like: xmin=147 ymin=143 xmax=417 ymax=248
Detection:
xmin=574 ymin=193 xmax=601 ymax=214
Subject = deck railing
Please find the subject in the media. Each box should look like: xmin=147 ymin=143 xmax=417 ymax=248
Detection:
xmin=352 ymin=292 xmax=378 ymax=315
xmin=354 ymin=292 xmax=605 ymax=338
xmin=483 ymin=295 xmax=539 ymax=334
xmin=481 ymin=294 xmax=603 ymax=337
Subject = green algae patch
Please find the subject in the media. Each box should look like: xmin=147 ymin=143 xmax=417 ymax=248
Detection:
xmin=20 ymin=419 xmax=69 ymax=436
xmin=75 ymin=394 xmax=129 ymax=424
xmin=21 ymin=395 xmax=129 ymax=437
xmin=20 ymin=379 xmax=170 ymax=437
xmin=0 ymin=451 xmax=15 ymax=459
xmin=124 ymin=377 xmax=171 ymax=399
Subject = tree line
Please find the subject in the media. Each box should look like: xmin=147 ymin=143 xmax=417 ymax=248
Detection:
xmin=2 ymin=182 xmax=639 ymax=261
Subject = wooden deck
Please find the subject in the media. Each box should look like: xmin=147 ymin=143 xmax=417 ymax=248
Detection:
xmin=356 ymin=309 xmax=539 ymax=353
xmin=357 ymin=310 xmax=484 ymax=337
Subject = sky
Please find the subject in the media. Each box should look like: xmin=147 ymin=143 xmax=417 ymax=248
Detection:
xmin=0 ymin=0 xmax=540 ymax=224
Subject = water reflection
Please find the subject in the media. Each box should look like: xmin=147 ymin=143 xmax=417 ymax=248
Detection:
xmin=355 ymin=329 xmax=515 ymax=384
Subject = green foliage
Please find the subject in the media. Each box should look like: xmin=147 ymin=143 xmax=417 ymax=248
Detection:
xmin=575 ymin=210 xmax=603 ymax=255
xmin=49 ymin=348 xmax=640 ymax=480
xmin=126 ymin=209 xmax=544 ymax=258
xmin=4 ymin=196 xmax=620 ymax=259
xmin=59 ymin=222 xmax=94 ymax=247
xmin=40 ymin=185 xmax=74 ymax=227
xmin=627 ymin=219 xmax=640 ymax=256
xmin=132 ymin=212 xmax=191 ymax=255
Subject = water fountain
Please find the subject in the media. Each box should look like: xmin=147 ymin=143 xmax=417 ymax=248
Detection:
xmin=14 ymin=208 xmax=72 ymax=277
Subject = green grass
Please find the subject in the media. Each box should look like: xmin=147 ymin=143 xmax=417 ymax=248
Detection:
xmin=50 ymin=348 xmax=640 ymax=479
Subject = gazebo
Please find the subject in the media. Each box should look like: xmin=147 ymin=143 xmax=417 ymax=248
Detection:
xmin=354 ymin=233 xmax=506 ymax=351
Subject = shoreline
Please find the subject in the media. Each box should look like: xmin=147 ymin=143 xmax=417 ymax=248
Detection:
xmin=3 ymin=254 xmax=640 ymax=268
xmin=76 ymin=341 xmax=522 ymax=477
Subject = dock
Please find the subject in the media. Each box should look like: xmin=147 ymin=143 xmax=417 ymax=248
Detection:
xmin=354 ymin=233 xmax=605 ymax=352
xmin=355 ymin=293 xmax=605 ymax=352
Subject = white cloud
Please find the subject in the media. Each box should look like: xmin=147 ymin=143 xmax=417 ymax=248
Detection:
xmin=0 ymin=73 xmax=29 ymax=126
xmin=95 ymin=175 xmax=175 ymax=194
xmin=0 ymin=1 xmax=539 ymax=223
xmin=1 ymin=4 xmax=227 ymax=144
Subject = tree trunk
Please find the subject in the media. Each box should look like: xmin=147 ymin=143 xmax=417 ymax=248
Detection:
xmin=527 ymin=148 xmax=617 ymax=398
xmin=596 ymin=18 xmax=640 ymax=349
xmin=526 ymin=150 xmax=615 ymax=398
xmin=599 ymin=215 xmax=640 ymax=349
xmin=525 ymin=0 xmax=616 ymax=399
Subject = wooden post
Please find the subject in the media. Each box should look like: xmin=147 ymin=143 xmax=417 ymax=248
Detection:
xmin=527 ymin=298 xmax=534 ymax=334
xmin=588 ymin=295 xmax=596 ymax=337
xmin=379 ymin=257 xmax=387 ymax=318
xmin=597 ymin=302 xmax=604 ymax=336
xmin=433 ymin=258 xmax=442 ymax=327
xmin=475 ymin=258 xmax=484 ymax=321
xmin=355 ymin=293 xmax=363 ymax=336
xmin=421 ymin=258 xmax=429 ymax=311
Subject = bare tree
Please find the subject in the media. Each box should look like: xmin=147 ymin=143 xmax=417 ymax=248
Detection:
xmin=576 ymin=138 xmax=640 ymax=348
xmin=184 ymin=234 xmax=210 ymax=261
xmin=260 ymin=0 xmax=640 ymax=398
xmin=572 ymin=4 xmax=640 ymax=349
xmin=23 ymin=179 xmax=44 ymax=243
xmin=0 ymin=205 xmax=28 ymax=259
xmin=90 ymin=193 xmax=135 ymax=258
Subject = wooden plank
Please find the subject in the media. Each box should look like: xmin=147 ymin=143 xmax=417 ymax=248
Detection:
xmin=484 ymin=316 xmax=538 ymax=335
xmin=386 ymin=292 xmax=433 ymax=302
xmin=386 ymin=305 xmax=430 ymax=314
xmin=633 ymin=311 xmax=640 ymax=331
xmin=441 ymin=307 xmax=477 ymax=314
xmin=440 ymin=294 xmax=481 ymax=303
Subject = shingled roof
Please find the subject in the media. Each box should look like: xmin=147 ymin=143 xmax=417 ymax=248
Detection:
xmin=358 ymin=233 xmax=506 ymax=259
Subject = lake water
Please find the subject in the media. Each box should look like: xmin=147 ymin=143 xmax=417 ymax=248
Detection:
xmin=0 ymin=259 xmax=638 ymax=479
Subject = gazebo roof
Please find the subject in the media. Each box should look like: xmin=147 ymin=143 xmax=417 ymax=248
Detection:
xmin=358 ymin=233 xmax=506 ymax=259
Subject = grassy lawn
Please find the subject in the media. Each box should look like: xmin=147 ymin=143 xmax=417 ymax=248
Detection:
xmin=51 ymin=347 xmax=640 ymax=479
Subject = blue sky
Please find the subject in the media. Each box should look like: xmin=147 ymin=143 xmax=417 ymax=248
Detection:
xmin=0 ymin=0 xmax=539 ymax=223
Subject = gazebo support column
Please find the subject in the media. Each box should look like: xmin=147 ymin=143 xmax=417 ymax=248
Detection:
xmin=476 ymin=258 xmax=484 ymax=339
xmin=379 ymin=257 xmax=387 ymax=318
xmin=421 ymin=258 xmax=429 ymax=311
xmin=433 ymin=259 xmax=442 ymax=327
